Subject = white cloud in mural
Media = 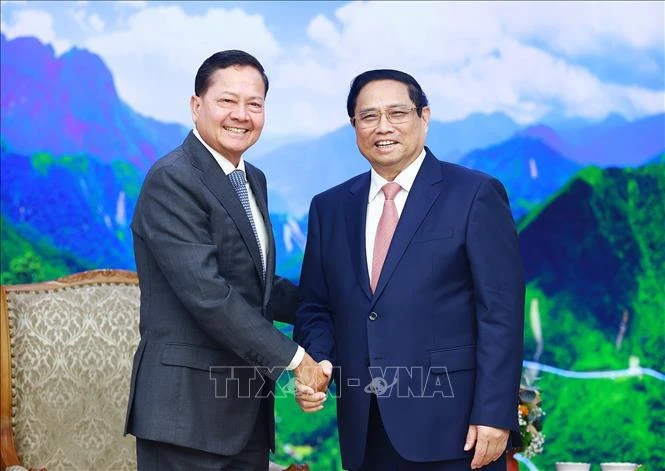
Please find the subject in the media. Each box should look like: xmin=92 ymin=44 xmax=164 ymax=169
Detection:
xmin=70 ymin=7 xmax=105 ymax=34
xmin=0 ymin=9 xmax=70 ymax=54
xmin=499 ymin=1 xmax=665 ymax=55
xmin=421 ymin=38 xmax=664 ymax=123
xmin=282 ymin=1 xmax=664 ymax=129
xmin=307 ymin=14 xmax=341 ymax=51
xmin=83 ymin=5 xmax=282 ymax=127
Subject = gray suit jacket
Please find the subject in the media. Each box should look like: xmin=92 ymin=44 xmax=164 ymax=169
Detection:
xmin=124 ymin=131 xmax=299 ymax=455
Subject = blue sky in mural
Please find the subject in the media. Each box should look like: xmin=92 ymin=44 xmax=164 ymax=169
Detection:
xmin=1 ymin=0 xmax=663 ymax=139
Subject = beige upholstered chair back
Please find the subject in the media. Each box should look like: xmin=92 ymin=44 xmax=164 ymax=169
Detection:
xmin=1 ymin=270 xmax=140 ymax=471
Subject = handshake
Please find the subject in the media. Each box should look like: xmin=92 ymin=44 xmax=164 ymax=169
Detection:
xmin=292 ymin=353 xmax=333 ymax=413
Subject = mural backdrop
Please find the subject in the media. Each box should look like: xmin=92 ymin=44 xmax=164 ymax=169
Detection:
xmin=1 ymin=1 xmax=664 ymax=470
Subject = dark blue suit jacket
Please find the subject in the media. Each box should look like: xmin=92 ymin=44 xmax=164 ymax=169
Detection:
xmin=295 ymin=148 xmax=525 ymax=469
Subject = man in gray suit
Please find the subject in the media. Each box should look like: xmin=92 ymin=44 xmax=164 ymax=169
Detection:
xmin=124 ymin=50 xmax=328 ymax=470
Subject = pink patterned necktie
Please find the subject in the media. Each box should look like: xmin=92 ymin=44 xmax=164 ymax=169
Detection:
xmin=371 ymin=182 xmax=402 ymax=293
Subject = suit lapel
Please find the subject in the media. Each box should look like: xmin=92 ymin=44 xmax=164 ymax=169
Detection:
xmin=345 ymin=173 xmax=372 ymax=300
xmin=371 ymin=150 xmax=444 ymax=306
xmin=191 ymin=141 xmax=264 ymax=285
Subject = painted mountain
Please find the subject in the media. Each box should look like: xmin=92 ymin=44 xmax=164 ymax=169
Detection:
xmin=458 ymin=136 xmax=582 ymax=220
xmin=423 ymin=111 xmax=521 ymax=162
xmin=253 ymin=113 xmax=522 ymax=216
xmin=0 ymin=33 xmax=188 ymax=171
xmin=1 ymin=148 xmax=142 ymax=269
xmin=251 ymin=111 xmax=663 ymax=219
xmin=520 ymin=162 xmax=665 ymax=369
xmin=516 ymin=162 xmax=665 ymax=470
xmin=1 ymin=214 xmax=91 ymax=284
xmin=553 ymin=113 xmax=665 ymax=167
xmin=0 ymin=32 xmax=190 ymax=276
xmin=2 ymin=32 xmax=663 ymax=280
xmin=521 ymin=112 xmax=665 ymax=167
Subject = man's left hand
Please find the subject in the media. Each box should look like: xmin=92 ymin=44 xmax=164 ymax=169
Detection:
xmin=464 ymin=424 xmax=509 ymax=469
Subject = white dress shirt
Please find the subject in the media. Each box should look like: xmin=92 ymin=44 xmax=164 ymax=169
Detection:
xmin=193 ymin=129 xmax=305 ymax=370
xmin=365 ymin=148 xmax=427 ymax=275
xmin=194 ymin=129 xmax=268 ymax=268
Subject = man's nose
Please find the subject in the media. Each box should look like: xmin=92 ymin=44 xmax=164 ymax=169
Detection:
xmin=230 ymin=104 xmax=249 ymax=120
xmin=375 ymin=112 xmax=394 ymax=132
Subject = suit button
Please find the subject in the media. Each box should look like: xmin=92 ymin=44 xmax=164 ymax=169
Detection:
xmin=368 ymin=312 xmax=378 ymax=321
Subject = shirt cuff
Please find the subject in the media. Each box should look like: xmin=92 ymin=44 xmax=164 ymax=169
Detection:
xmin=286 ymin=346 xmax=305 ymax=370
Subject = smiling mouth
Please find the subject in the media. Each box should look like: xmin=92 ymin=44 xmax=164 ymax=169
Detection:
xmin=375 ymin=140 xmax=398 ymax=148
xmin=224 ymin=126 xmax=249 ymax=135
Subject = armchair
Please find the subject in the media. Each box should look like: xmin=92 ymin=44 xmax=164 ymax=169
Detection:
xmin=1 ymin=270 xmax=308 ymax=471
xmin=1 ymin=270 xmax=140 ymax=470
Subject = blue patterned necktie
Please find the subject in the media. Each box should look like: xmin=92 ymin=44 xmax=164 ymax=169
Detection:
xmin=228 ymin=169 xmax=265 ymax=278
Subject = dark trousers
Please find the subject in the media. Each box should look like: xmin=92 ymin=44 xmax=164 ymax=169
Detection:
xmin=136 ymin=400 xmax=270 ymax=471
xmin=355 ymin=396 xmax=506 ymax=471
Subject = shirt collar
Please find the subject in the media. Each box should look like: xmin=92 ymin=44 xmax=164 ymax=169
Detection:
xmin=368 ymin=148 xmax=427 ymax=203
xmin=193 ymin=128 xmax=246 ymax=176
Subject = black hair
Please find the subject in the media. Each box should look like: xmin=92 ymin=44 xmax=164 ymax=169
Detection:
xmin=194 ymin=50 xmax=269 ymax=97
xmin=347 ymin=69 xmax=428 ymax=119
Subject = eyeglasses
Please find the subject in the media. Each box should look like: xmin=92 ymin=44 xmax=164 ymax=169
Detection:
xmin=352 ymin=106 xmax=417 ymax=129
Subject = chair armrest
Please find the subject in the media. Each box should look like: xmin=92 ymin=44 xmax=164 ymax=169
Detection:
xmin=1 ymin=286 xmax=22 ymax=471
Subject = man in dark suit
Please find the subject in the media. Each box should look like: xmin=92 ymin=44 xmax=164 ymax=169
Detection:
xmin=294 ymin=69 xmax=525 ymax=470
xmin=124 ymin=50 xmax=327 ymax=470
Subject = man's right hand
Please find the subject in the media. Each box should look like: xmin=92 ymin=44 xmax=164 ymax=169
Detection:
xmin=294 ymin=357 xmax=332 ymax=413
xmin=293 ymin=353 xmax=329 ymax=392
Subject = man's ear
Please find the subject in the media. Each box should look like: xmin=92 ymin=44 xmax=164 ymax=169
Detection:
xmin=190 ymin=95 xmax=201 ymax=123
xmin=421 ymin=106 xmax=431 ymax=128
